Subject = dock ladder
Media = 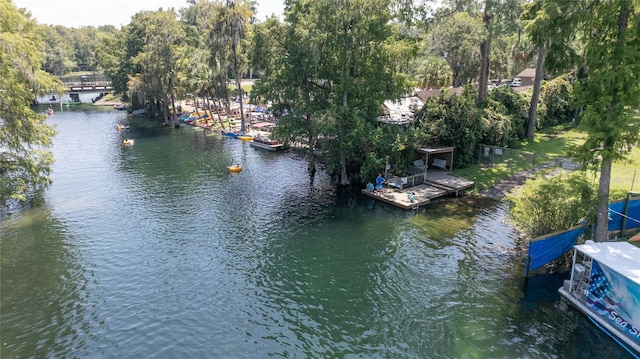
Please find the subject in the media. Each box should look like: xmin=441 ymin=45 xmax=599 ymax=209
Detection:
xmin=576 ymin=257 xmax=593 ymax=301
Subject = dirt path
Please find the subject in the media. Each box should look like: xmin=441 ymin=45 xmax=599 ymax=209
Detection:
xmin=478 ymin=161 xmax=562 ymax=200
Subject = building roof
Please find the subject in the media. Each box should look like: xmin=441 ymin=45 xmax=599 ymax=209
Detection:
xmin=517 ymin=68 xmax=537 ymax=78
xmin=415 ymin=87 xmax=464 ymax=102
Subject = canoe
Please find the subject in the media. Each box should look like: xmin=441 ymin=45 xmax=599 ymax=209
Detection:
xmin=221 ymin=131 xmax=239 ymax=138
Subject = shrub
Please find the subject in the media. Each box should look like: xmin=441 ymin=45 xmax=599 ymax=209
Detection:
xmin=412 ymin=87 xmax=485 ymax=167
xmin=507 ymin=171 xmax=596 ymax=238
xmin=539 ymin=76 xmax=574 ymax=127
xmin=485 ymin=87 xmax=529 ymax=145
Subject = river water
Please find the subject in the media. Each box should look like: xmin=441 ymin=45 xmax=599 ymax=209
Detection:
xmin=0 ymin=108 xmax=632 ymax=358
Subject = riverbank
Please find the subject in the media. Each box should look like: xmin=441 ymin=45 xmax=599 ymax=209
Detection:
xmin=92 ymin=94 xmax=123 ymax=107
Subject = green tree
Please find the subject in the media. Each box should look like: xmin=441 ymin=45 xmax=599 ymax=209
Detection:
xmin=484 ymin=86 xmax=529 ymax=146
xmin=103 ymin=14 xmax=148 ymax=104
xmin=477 ymin=0 xmax=523 ymax=103
xmin=124 ymin=9 xmax=187 ymax=125
xmin=0 ymin=1 xmax=61 ymax=204
xmin=69 ymin=26 xmax=101 ymax=71
xmin=572 ymin=0 xmax=640 ymax=242
xmin=253 ymin=0 xmax=411 ymax=185
xmin=210 ymin=0 xmax=253 ymax=133
xmin=249 ymin=11 xmax=325 ymax=178
xmin=416 ymin=56 xmax=452 ymax=89
xmin=539 ymin=75 xmax=573 ymax=127
xmin=521 ymin=0 xmax=582 ymax=139
xmin=95 ymin=27 xmax=126 ymax=94
xmin=412 ymin=87 xmax=485 ymax=167
xmin=508 ymin=172 xmax=596 ymax=238
xmin=427 ymin=12 xmax=485 ymax=87
xmin=41 ymin=25 xmax=77 ymax=75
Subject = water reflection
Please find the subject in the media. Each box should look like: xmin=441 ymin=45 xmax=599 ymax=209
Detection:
xmin=0 ymin=109 xmax=634 ymax=358
xmin=0 ymin=208 xmax=91 ymax=358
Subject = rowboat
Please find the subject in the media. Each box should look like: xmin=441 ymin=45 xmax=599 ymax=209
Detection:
xmin=249 ymin=135 xmax=284 ymax=152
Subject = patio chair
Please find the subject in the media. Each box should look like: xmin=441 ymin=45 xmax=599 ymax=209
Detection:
xmin=432 ymin=158 xmax=448 ymax=171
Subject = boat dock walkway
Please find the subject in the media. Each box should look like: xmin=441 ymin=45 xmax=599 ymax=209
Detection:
xmin=361 ymin=169 xmax=475 ymax=210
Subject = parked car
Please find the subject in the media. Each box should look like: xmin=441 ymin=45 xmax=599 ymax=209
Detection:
xmin=509 ymin=77 xmax=521 ymax=87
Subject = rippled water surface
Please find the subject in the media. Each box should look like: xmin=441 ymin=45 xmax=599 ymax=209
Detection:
xmin=0 ymin=108 xmax=633 ymax=358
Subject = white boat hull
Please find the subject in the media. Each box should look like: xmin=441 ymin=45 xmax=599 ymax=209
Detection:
xmin=249 ymin=141 xmax=283 ymax=152
xmin=559 ymin=242 xmax=640 ymax=357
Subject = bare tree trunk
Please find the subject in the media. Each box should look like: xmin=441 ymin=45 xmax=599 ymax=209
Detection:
xmin=236 ymin=75 xmax=245 ymax=133
xmin=478 ymin=39 xmax=490 ymax=102
xmin=203 ymin=93 xmax=215 ymax=130
xmin=478 ymin=4 xmax=492 ymax=103
xmin=593 ymin=0 xmax=630 ymax=242
xmin=216 ymin=100 xmax=226 ymax=130
xmin=169 ymin=74 xmax=179 ymax=128
xmin=162 ymin=96 xmax=170 ymax=126
xmin=512 ymin=27 xmax=522 ymax=74
xmin=339 ymin=33 xmax=350 ymax=186
xmin=206 ymin=91 xmax=226 ymax=130
xmin=306 ymin=114 xmax=316 ymax=183
xmin=594 ymin=157 xmax=613 ymax=242
xmin=527 ymin=44 xmax=546 ymax=139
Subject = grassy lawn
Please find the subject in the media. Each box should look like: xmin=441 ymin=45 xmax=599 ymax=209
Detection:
xmin=518 ymin=125 xmax=588 ymax=155
xmin=608 ymin=144 xmax=640 ymax=198
xmin=455 ymin=124 xmax=640 ymax=200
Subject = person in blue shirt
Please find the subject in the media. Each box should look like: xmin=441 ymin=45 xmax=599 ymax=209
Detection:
xmin=375 ymin=173 xmax=385 ymax=191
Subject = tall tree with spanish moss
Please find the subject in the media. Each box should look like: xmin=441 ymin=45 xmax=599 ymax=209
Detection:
xmin=252 ymin=0 xmax=413 ymax=185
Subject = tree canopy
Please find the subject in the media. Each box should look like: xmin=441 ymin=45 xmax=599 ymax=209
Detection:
xmin=0 ymin=0 xmax=61 ymax=204
xmin=7 ymin=0 xmax=639 ymax=236
xmin=572 ymin=0 xmax=640 ymax=242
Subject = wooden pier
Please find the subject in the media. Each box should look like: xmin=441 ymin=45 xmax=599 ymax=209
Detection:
xmin=361 ymin=169 xmax=474 ymax=210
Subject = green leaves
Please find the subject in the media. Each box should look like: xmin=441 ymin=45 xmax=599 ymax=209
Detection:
xmin=1 ymin=1 xmax=58 ymax=204
xmin=413 ymin=88 xmax=485 ymax=167
xmin=416 ymin=56 xmax=452 ymax=90
xmin=253 ymin=0 xmax=411 ymax=184
xmin=573 ymin=0 xmax=640 ymax=166
xmin=508 ymin=172 xmax=596 ymax=238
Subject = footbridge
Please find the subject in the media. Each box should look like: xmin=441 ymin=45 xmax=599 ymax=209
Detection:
xmin=61 ymin=74 xmax=113 ymax=92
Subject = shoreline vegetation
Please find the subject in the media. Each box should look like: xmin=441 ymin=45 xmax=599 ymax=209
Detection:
xmin=3 ymin=0 xmax=637 ymax=247
xmin=457 ymin=125 xmax=640 ymax=202
xmin=96 ymin=90 xmax=639 ymax=204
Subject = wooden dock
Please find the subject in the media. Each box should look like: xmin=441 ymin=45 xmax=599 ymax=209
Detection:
xmin=361 ymin=169 xmax=475 ymax=210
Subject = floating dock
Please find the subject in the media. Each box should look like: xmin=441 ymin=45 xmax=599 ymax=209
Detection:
xmin=361 ymin=169 xmax=474 ymax=210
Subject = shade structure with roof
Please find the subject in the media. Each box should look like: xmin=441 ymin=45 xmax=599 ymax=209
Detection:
xmin=416 ymin=146 xmax=454 ymax=172
xmin=361 ymin=146 xmax=475 ymax=210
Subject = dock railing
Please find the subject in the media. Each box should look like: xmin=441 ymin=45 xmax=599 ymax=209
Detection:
xmin=386 ymin=173 xmax=425 ymax=190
